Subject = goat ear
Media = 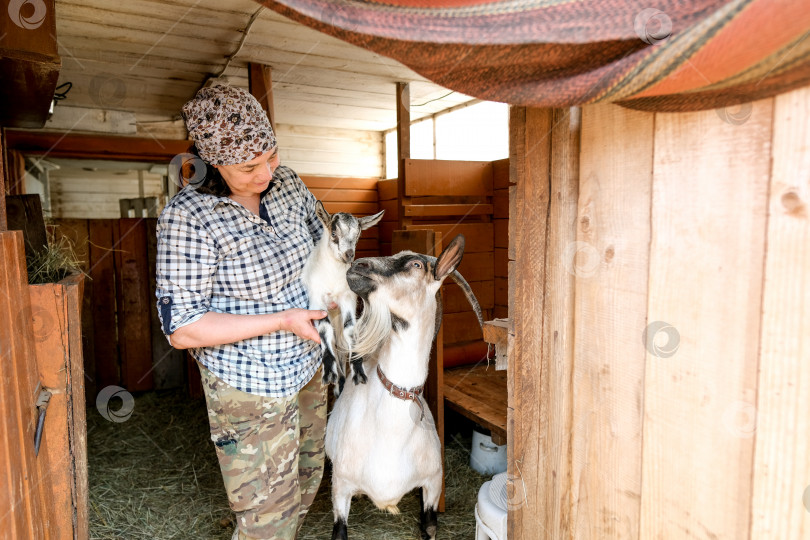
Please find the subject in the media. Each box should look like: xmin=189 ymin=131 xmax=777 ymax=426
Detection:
xmin=358 ymin=209 xmax=385 ymax=231
xmin=434 ymin=235 xmax=465 ymax=281
xmin=315 ymin=200 xmax=330 ymax=227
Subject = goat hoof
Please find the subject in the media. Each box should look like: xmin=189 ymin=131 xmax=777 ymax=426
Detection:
xmin=352 ymin=369 xmax=368 ymax=385
xmin=322 ymin=370 xmax=338 ymax=385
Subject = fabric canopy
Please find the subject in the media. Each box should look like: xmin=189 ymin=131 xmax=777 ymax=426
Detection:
xmin=260 ymin=0 xmax=810 ymax=111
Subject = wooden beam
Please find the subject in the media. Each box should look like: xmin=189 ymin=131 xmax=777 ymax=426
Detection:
xmin=248 ymin=63 xmax=276 ymax=133
xmin=1 ymin=129 xmax=7 ymax=230
xmin=5 ymin=130 xmax=189 ymax=162
xmin=396 ymin=82 xmax=411 ymax=228
xmin=508 ymin=106 xmax=552 ymax=540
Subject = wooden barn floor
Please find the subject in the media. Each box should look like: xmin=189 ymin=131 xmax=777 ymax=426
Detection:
xmin=87 ymin=389 xmax=487 ymax=539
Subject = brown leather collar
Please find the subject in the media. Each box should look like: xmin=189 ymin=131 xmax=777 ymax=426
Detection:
xmin=376 ymin=364 xmax=426 ymax=420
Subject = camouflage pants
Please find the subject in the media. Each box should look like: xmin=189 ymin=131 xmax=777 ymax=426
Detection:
xmin=198 ymin=362 xmax=327 ymax=540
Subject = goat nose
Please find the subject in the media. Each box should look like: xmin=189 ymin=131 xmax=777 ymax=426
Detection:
xmin=345 ymin=249 xmax=355 ymax=261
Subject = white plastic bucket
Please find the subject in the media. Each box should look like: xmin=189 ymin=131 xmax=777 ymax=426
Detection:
xmin=470 ymin=428 xmax=507 ymax=475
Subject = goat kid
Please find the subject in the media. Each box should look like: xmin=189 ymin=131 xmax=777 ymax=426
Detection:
xmin=326 ymin=234 xmax=483 ymax=540
xmin=302 ymin=200 xmax=384 ymax=393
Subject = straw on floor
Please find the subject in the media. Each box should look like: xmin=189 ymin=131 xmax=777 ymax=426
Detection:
xmin=88 ymin=389 xmax=488 ymax=539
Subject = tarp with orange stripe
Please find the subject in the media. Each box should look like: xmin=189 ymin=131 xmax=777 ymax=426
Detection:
xmin=260 ymin=0 xmax=810 ymax=111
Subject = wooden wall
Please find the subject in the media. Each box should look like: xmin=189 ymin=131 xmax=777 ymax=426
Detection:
xmin=508 ymin=86 xmax=810 ymax=539
xmin=49 ymin=167 xmax=164 ymax=219
xmin=277 ymin=124 xmax=384 ymax=179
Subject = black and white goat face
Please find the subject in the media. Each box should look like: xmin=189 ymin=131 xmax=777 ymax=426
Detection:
xmin=346 ymin=235 xmax=481 ymax=354
xmin=316 ymin=202 xmax=384 ymax=264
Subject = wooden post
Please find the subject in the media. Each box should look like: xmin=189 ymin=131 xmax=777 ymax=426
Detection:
xmin=396 ymin=82 xmax=411 ymax=228
xmin=248 ymin=63 xmax=276 ymax=133
xmin=507 ymin=106 xmax=552 ymax=540
xmin=1 ymin=129 xmax=7 ymax=230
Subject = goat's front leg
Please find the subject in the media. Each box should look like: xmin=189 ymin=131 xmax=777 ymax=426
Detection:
xmin=339 ymin=298 xmax=367 ymax=385
xmin=312 ymin=299 xmax=341 ymax=386
xmin=331 ymin=477 xmax=352 ymax=540
xmin=419 ymin=485 xmax=439 ymax=540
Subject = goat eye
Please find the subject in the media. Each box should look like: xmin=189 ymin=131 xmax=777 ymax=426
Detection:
xmin=410 ymin=261 xmax=423 ymax=269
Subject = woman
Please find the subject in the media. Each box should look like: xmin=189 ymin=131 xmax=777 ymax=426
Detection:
xmin=155 ymin=84 xmax=328 ymax=540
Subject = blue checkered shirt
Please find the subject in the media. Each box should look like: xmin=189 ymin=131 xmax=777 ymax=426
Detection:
xmin=155 ymin=165 xmax=323 ymax=397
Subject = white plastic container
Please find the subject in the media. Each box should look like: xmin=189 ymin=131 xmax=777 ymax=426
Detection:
xmin=470 ymin=428 xmax=507 ymax=475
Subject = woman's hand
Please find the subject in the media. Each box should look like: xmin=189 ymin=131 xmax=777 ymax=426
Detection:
xmin=281 ymin=309 xmax=328 ymax=343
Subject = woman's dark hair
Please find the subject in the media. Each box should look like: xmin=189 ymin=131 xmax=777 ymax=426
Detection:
xmin=185 ymin=144 xmax=231 ymax=197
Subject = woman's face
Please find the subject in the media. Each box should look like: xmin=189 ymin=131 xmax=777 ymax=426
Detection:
xmin=214 ymin=147 xmax=280 ymax=198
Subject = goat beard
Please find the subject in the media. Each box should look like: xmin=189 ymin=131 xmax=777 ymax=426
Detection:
xmin=351 ymin=294 xmax=392 ymax=359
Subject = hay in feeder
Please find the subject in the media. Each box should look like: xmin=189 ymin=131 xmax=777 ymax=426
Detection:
xmin=88 ymin=390 xmax=489 ymax=539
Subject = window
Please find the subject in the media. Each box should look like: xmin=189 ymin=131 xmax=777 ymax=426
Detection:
xmin=385 ymin=101 xmax=509 ymax=179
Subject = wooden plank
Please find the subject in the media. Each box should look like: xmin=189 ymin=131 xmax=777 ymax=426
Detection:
xmin=494 ymin=277 xmax=508 ymax=307
xmin=52 ymin=219 xmax=95 ymax=402
xmin=443 ymin=280 xmax=494 ymax=313
xmin=495 ymin=247 xmax=508 ymax=278
xmin=5 ymin=195 xmax=47 ymax=260
xmin=248 ymin=63 xmax=275 ymax=132
xmin=454 ymin=252 xmax=494 ymax=283
xmin=532 ymin=107 xmax=580 ymax=539
xmin=494 ymin=218 xmax=508 ymax=249
xmin=89 ymin=220 xmax=119 ymax=388
xmin=508 ymin=106 xmax=550 ymax=540
xmin=493 ymin=189 xmax=509 ymax=219
xmin=443 ymin=364 xmax=507 ymax=440
xmin=378 ymin=200 xmax=398 ymax=221
xmin=396 ymin=83 xmax=412 ymax=229
xmin=571 ymin=103 xmax=653 ymax=538
xmin=443 ymin=311 xmax=485 ymax=344
xmin=308 ymin=188 xmax=377 ymax=204
xmin=377 ymin=178 xmax=398 ymax=201
xmin=405 ymin=223 xmax=493 ymax=253
xmin=640 ymin=101 xmax=772 ymax=539
xmin=0 ymin=130 xmax=7 ymax=230
xmin=64 ymin=275 xmax=89 ymax=539
xmin=750 ymin=87 xmax=810 ymax=539
xmin=6 ymin=131 xmax=190 ymax=162
xmin=493 ymin=158 xmax=511 ymax=189
xmin=321 ymin=201 xmax=378 ymax=215
xmin=30 ymin=275 xmax=88 ymax=539
xmin=379 ymin=222 xmax=397 ymax=245
xmin=0 ymin=232 xmax=47 ymax=537
xmin=146 ymin=218 xmax=184 ymax=389
xmin=114 ymin=219 xmax=154 ymax=391
xmin=301 ymin=176 xmax=379 ymax=190
xmin=404 ymin=203 xmax=493 ymax=217
xmin=404 ymin=159 xmax=494 ymax=197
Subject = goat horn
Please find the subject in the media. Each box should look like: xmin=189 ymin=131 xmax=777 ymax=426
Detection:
xmin=449 ymin=270 xmax=484 ymax=329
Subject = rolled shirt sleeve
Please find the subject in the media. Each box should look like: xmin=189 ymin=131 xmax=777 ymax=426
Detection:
xmin=155 ymin=205 xmax=219 ymax=339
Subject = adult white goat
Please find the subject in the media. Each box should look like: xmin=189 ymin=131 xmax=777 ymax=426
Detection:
xmin=326 ymin=234 xmax=483 ymax=540
xmin=302 ymin=200 xmax=384 ymax=393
